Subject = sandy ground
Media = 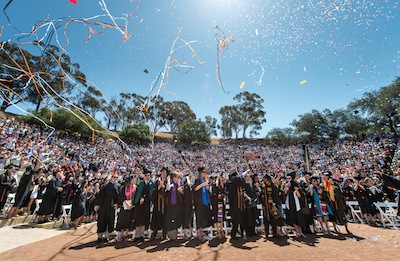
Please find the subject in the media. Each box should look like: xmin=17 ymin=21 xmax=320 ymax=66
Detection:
xmin=1 ymin=223 xmax=399 ymax=261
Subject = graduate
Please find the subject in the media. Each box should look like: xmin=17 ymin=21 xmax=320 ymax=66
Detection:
xmin=150 ymin=167 xmax=167 ymax=240
xmin=71 ymin=178 xmax=88 ymax=229
xmin=133 ymin=170 xmax=154 ymax=242
xmin=243 ymin=171 xmax=259 ymax=237
xmin=228 ymin=169 xmax=246 ymax=240
xmin=211 ymin=174 xmax=227 ymax=239
xmin=0 ymin=164 xmax=17 ymax=212
xmin=180 ymin=174 xmax=193 ymax=239
xmin=115 ymin=175 xmax=136 ymax=241
xmin=94 ymin=174 xmax=119 ymax=243
xmin=164 ymin=171 xmax=184 ymax=240
xmin=37 ymin=170 xmax=64 ymax=223
xmin=193 ymin=167 xmax=212 ymax=240
xmin=8 ymin=160 xmax=38 ymax=218
xmin=284 ymin=171 xmax=306 ymax=238
xmin=260 ymin=174 xmax=284 ymax=237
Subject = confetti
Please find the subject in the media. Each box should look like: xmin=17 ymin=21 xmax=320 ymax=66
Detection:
xmin=69 ymin=0 xmax=78 ymax=4
xmin=300 ymin=80 xmax=307 ymax=85
xmin=239 ymin=81 xmax=245 ymax=89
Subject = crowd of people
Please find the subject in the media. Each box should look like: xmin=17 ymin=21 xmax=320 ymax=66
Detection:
xmin=0 ymin=117 xmax=399 ymax=245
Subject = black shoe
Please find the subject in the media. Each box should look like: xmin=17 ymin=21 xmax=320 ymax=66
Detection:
xmin=133 ymin=238 xmax=140 ymax=242
xmin=139 ymin=237 xmax=144 ymax=242
xmin=102 ymin=237 xmax=110 ymax=243
xmin=97 ymin=238 xmax=102 ymax=243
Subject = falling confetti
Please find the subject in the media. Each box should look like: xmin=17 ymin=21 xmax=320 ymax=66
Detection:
xmin=300 ymin=80 xmax=307 ymax=85
xmin=239 ymin=81 xmax=245 ymax=89
xmin=69 ymin=0 xmax=78 ymax=4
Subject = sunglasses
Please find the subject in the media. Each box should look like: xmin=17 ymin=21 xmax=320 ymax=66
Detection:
xmin=112 ymin=176 xmax=118 ymax=178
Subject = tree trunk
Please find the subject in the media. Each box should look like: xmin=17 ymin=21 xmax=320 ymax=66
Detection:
xmin=35 ymin=100 xmax=42 ymax=114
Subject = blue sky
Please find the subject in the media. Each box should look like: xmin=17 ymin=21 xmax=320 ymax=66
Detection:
xmin=1 ymin=0 xmax=399 ymax=137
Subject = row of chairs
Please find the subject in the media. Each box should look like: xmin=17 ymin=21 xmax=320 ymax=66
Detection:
xmin=346 ymin=200 xmax=399 ymax=230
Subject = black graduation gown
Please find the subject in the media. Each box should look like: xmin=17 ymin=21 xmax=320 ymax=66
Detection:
xmin=95 ymin=181 xmax=119 ymax=233
xmin=13 ymin=169 xmax=34 ymax=208
xmin=0 ymin=173 xmax=16 ymax=210
xmin=211 ymin=184 xmax=226 ymax=223
xmin=381 ymin=174 xmax=400 ymax=216
xmin=164 ymin=182 xmax=182 ymax=231
xmin=37 ymin=178 xmax=58 ymax=215
xmin=228 ymin=177 xmax=245 ymax=226
xmin=180 ymin=183 xmax=193 ymax=229
xmin=243 ymin=183 xmax=259 ymax=228
xmin=193 ymin=178 xmax=212 ymax=229
xmin=260 ymin=183 xmax=284 ymax=228
xmin=116 ymin=185 xmax=135 ymax=231
xmin=285 ymin=183 xmax=306 ymax=227
xmin=133 ymin=181 xmax=153 ymax=227
xmin=333 ymin=187 xmax=348 ymax=225
xmin=71 ymin=185 xmax=86 ymax=221
xmin=151 ymin=180 xmax=166 ymax=231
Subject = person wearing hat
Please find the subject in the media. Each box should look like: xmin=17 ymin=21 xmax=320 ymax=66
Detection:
xmin=284 ymin=170 xmax=306 ymax=238
xmin=0 ymin=164 xmax=17 ymax=212
xmin=7 ymin=159 xmax=39 ymax=218
xmin=309 ymin=176 xmax=332 ymax=236
xmin=228 ymin=169 xmax=246 ymax=240
xmin=71 ymin=178 xmax=89 ymax=230
xmin=193 ymin=167 xmax=212 ymax=241
xmin=180 ymin=174 xmax=194 ymax=240
xmin=260 ymin=174 xmax=284 ymax=238
xmin=164 ymin=171 xmax=184 ymax=240
xmin=133 ymin=170 xmax=154 ymax=242
xmin=115 ymin=175 xmax=136 ymax=241
xmin=150 ymin=167 xmax=168 ymax=240
xmin=94 ymin=173 xmax=120 ymax=243
xmin=37 ymin=169 xmax=64 ymax=223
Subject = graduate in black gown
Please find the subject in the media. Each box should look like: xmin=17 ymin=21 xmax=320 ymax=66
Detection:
xmin=228 ymin=169 xmax=246 ymax=240
xmin=133 ymin=171 xmax=154 ymax=242
xmin=193 ymin=167 xmax=212 ymax=240
xmin=37 ymin=170 xmax=64 ymax=223
xmin=164 ymin=171 xmax=184 ymax=240
xmin=150 ymin=168 xmax=167 ymax=240
xmin=284 ymin=171 xmax=306 ymax=238
xmin=0 ymin=164 xmax=17 ymax=212
xmin=243 ymin=172 xmax=259 ymax=237
xmin=71 ymin=178 xmax=88 ymax=229
xmin=211 ymin=174 xmax=227 ymax=239
xmin=8 ymin=160 xmax=37 ymax=218
xmin=94 ymin=174 xmax=119 ymax=243
xmin=180 ymin=174 xmax=193 ymax=239
xmin=115 ymin=175 xmax=136 ymax=241
xmin=260 ymin=174 xmax=284 ymax=237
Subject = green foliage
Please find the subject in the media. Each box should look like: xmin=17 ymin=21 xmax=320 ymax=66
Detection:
xmin=21 ymin=107 xmax=103 ymax=138
xmin=0 ymin=43 xmax=87 ymax=113
xmin=119 ymin=122 xmax=152 ymax=144
xmin=175 ymin=120 xmax=211 ymax=144
xmin=266 ymin=127 xmax=296 ymax=144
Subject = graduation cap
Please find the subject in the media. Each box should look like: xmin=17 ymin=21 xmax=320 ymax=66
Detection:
xmin=143 ymin=69 xmax=149 ymax=74
xmin=197 ymin=166 xmax=205 ymax=172
xmin=5 ymin=164 xmax=16 ymax=169
xmin=229 ymin=168 xmax=238 ymax=177
xmin=143 ymin=169 xmax=152 ymax=175
xmin=310 ymin=176 xmax=320 ymax=182
xmin=286 ymin=170 xmax=297 ymax=179
xmin=263 ymin=174 xmax=272 ymax=181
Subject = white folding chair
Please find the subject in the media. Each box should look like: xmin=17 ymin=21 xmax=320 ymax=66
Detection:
xmin=2 ymin=193 xmax=15 ymax=218
xmin=58 ymin=204 xmax=72 ymax=228
xmin=346 ymin=201 xmax=364 ymax=223
xmin=29 ymin=198 xmax=42 ymax=223
xmin=374 ymin=202 xmax=399 ymax=230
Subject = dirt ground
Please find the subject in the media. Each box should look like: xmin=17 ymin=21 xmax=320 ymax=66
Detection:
xmin=2 ymin=223 xmax=399 ymax=261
